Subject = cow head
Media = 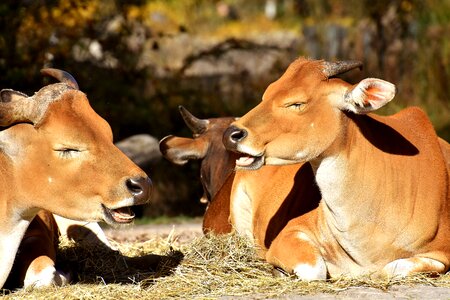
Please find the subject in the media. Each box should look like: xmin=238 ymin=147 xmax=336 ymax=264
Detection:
xmin=159 ymin=106 xmax=237 ymax=203
xmin=0 ymin=69 xmax=152 ymax=225
xmin=223 ymin=57 xmax=396 ymax=169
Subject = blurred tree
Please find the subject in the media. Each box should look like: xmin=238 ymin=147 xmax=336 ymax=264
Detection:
xmin=0 ymin=0 xmax=448 ymax=217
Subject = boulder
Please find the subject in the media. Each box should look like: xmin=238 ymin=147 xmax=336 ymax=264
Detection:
xmin=115 ymin=134 xmax=161 ymax=167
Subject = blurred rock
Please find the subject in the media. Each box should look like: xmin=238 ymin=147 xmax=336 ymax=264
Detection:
xmin=115 ymin=134 xmax=161 ymax=167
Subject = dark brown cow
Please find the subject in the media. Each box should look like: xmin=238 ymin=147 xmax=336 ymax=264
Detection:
xmin=160 ymin=106 xmax=236 ymax=233
xmin=224 ymin=57 xmax=450 ymax=279
xmin=0 ymin=69 xmax=152 ymax=288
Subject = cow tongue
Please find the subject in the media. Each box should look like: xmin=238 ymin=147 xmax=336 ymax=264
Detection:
xmin=236 ymin=156 xmax=255 ymax=167
xmin=111 ymin=207 xmax=135 ymax=222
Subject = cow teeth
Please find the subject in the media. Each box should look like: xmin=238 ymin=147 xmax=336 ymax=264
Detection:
xmin=111 ymin=207 xmax=135 ymax=221
xmin=236 ymin=156 xmax=255 ymax=167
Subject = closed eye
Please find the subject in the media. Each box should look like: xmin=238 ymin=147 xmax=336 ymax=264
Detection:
xmin=55 ymin=148 xmax=82 ymax=159
xmin=286 ymin=102 xmax=306 ymax=111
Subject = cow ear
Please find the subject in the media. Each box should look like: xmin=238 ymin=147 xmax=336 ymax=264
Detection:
xmin=342 ymin=78 xmax=396 ymax=114
xmin=159 ymin=135 xmax=208 ymax=165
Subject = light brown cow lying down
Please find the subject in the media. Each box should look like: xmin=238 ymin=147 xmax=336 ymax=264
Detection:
xmin=223 ymin=57 xmax=450 ymax=279
xmin=159 ymin=107 xmax=321 ymax=258
xmin=0 ymin=69 xmax=152 ymax=288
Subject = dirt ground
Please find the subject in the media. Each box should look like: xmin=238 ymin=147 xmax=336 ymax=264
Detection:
xmin=104 ymin=221 xmax=204 ymax=244
xmin=104 ymin=222 xmax=450 ymax=300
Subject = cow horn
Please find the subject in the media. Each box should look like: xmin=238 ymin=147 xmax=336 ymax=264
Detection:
xmin=322 ymin=60 xmax=363 ymax=78
xmin=178 ymin=105 xmax=209 ymax=134
xmin=0 ymin=89 xmax=36 ymax=126
xmin=40 ymin=68 xmax=79 ymax=90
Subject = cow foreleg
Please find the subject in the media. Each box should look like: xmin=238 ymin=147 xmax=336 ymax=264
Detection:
xmin=266 ymin=230 xmax=327 ymax=280
xmin=382 ymin=256 xmax=446 ymax=278
xmin=5 ymin=211 xmax=70 ymax=289
xmin=10 ymin=233 xmax=70 ymax=289
xmin=23 ymin=255 xmax=70 ymax=288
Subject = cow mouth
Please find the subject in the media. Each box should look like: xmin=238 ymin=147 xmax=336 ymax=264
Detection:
xmin=102 ymin=205 xmax=136 ymax=225
xmin=235 ymin=154 xmax=264 ymax=170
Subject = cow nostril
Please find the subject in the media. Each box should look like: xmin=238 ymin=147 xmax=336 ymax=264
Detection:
xmin=224 ymin=126 xmax=247 ymax=143
xmin=223 ymin=126 xmax=248 ymax=151
xmin=126 ymin=179 xmax=142 ymax=194
xmin=126 ymin=177 xmax=152 ymax=203
xmin=230 ymin=129 xmax=246 ymax=142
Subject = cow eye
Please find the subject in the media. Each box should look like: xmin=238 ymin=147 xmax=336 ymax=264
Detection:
xmin=287 ymin=102 xmax=306 ymax=111
xmin=55 ymin=148 xmax=82 ymax=158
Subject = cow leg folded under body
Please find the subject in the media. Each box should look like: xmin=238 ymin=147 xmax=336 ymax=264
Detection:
xmin=4 ymin=211 xmax=68 ymax=289
xmin=266 ymin=229 xmax=327 ymax=280
xmin=382 ymin=256 xmax=446 ymax=278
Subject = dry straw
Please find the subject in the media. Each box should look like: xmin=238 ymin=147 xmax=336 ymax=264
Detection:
xmin=2 ymin=232 xmax=450 ymax=299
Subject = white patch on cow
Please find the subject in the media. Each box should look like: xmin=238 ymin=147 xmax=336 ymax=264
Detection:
xmin=293 ymin=262 xmax=327 ymax=281
xmin=297 ymin=232 xmax=312 ymax=242
xmin=314 ymin=155 xmax=356 ymax=234
xmin=0 ymin=218 xmax=32 ymax=287
xmin=314 ymin=155 xmax=346 ymax=205
xmin=294 ymin=150 xmax=309 ymax=161
xmin=310 ymin=122 xmax=314 ymax=128
xmin=47 ymin=177 xmax=53 ymax=183
xmin=24 ymin=265 xmax=70 ymax=288
xmin=230 ymin=181 xmax=253 ymax=239
xmin=0 ymin=131 xmax=20 ymax=158
xmin=383 ymin=257 xmax=445 ymax=278
xmin=292 ymin=232 xmax=327 ymax=280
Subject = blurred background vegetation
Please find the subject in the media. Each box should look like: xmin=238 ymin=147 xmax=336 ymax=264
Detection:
xmin=1 ymin=0 xmax=449 ymax=218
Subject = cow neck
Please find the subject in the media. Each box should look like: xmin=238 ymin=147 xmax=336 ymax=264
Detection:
xmin=203 ymin=142 xmax=237 ymax=201
xmin=311 ymin=113 xmax=374 ymax=233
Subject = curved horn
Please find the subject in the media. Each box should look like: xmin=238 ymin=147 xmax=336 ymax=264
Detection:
xmin=40 ymin=68 xmax=79 ymax=90
xmin=0 ymin=89 xmax=34 ymax=126
xmin=322 ymin=60 xmax=363 ymax=78
xmin=178 ymin=105 xmax=209 ymax=134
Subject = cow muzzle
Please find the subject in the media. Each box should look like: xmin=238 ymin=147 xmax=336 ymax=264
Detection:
xmin=102 ymin=176 xmax=152 ymax=225
xmin=223 ymin=126 xmax=265 ymax=170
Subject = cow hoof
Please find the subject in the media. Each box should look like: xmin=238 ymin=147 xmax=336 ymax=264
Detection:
xmin=272 ymin=267 xmax=290 ymax=278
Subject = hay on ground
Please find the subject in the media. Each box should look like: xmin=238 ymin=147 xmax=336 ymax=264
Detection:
xmin=2 ymin=232 xmax=450 ymax=299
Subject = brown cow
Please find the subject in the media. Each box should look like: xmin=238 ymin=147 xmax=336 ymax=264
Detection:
xmin=0 ymin=69 xmax=152 ymax=288
xmin=223 ymin=57 xmax=450 ymax=279
xmin=160 ymin=106 xmax=237 ymax=233
xmin=160 ymin=107 xmax=321 ymax=258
